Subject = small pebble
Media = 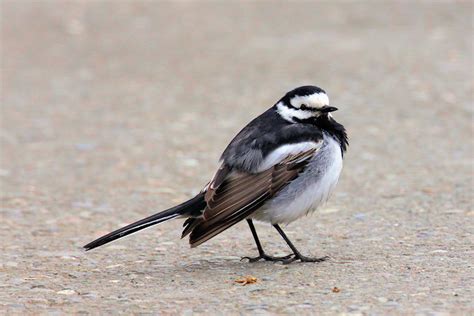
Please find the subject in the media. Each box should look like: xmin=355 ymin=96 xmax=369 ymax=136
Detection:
xmin=57 ymin=289 xmax=76 ymax=295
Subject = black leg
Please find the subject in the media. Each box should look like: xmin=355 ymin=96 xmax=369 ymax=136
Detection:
xmin=247 ymin=219 xmax=265 ymax=255
xmin=273 ymin=224 xmax=329 ymax=264
xmin=241 ymin=219 xmax=293 ymax=263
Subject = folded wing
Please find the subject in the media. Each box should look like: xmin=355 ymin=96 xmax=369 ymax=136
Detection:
xmin=184 ymin=148 xmax=318 ymax=247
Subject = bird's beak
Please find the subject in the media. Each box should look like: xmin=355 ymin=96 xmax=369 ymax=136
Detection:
xmin=320 ymin=106 xmax=338 ymax=113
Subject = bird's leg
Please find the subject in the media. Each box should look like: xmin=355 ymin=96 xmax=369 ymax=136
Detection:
xmin=273 ymin=224 xmax=329 ymax=264
xmin=241 ymin=219 xmax=293 ymax=262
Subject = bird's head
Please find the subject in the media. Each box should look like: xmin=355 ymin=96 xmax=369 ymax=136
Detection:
xmin=276 ymin=85 xmax=338 ymax=123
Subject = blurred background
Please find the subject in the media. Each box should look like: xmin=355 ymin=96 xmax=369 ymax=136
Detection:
xmin=1 ymin=1 xmax=472 ymax=314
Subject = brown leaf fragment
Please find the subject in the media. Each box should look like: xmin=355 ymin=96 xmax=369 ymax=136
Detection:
xmin=421 ymin=188 xmax=435 ymax=194
xmin=235 ymin=276 xmax=258 ymax=285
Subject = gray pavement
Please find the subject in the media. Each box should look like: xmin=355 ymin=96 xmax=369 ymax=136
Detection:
xmin=1 ymin=1 xmax=473 ymax=314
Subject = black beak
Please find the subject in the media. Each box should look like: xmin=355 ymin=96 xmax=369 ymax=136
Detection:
xmin=320 ymin=106 xmax=338 ymax=113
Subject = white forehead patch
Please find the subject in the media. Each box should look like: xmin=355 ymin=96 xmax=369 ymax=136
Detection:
xmin=290 ymin=92 xmax=329 ymax=109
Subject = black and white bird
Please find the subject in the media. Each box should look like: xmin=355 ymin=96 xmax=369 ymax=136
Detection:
xmin=84 ymin=85 xmax=348 ymax=263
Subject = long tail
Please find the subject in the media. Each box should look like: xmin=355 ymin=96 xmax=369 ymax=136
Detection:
xmin=83 ymin=192 xmax=205 ymax=251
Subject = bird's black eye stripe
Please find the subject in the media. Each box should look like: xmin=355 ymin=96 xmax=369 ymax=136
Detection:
xmin=283 ymin=102 xmax=317 ymax=112
xmin=300 ymin=104 xmax=317 ymax=112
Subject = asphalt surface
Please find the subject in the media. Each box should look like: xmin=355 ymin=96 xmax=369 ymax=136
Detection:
xmin=1 ymin=1 xmax=473 ymax=314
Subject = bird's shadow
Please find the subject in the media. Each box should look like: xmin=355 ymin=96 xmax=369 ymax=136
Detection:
xmin=144 ymin=254 xmax=347 ymax=277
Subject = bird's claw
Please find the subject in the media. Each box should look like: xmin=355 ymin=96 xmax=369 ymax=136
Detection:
xmin=282 ymin=255 xmax=330 ymax=264
xmin=241 ymin=253 xmax=294 ymax=263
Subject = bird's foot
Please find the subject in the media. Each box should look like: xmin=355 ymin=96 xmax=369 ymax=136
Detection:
xmin=282 ymin=254 xmax=329 ymax=264
xmin=241 ymin=253 xmax=294 ymax=263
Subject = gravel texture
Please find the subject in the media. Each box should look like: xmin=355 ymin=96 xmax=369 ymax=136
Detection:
xmin=1 ymin=1 xmax=473 ymax=314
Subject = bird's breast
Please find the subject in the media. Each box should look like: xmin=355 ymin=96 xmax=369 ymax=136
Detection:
xmin=252 ymin=133 xmax=343 ymax=224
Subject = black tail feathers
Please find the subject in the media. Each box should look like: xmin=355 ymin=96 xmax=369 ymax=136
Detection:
xmin=83 ymin=192 xmax=205 ymax=251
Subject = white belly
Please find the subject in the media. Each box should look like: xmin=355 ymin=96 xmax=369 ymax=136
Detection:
xmin=252 ymin=135 xmax=343 ymax=224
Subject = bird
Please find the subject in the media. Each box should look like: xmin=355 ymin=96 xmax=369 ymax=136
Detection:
xmin=84 ymin=85 xmax=348 ymax=263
